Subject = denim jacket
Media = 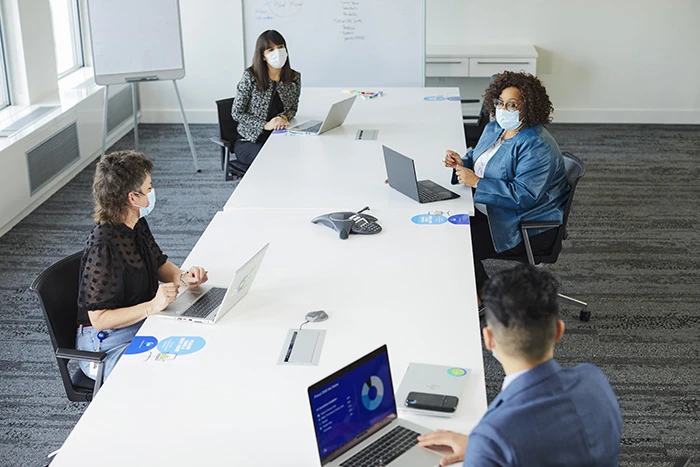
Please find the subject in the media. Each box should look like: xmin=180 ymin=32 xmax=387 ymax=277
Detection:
xmin=461 ymin=121 xmax=570 ymax=253
xmin=231 ymin=69 xmax=301 ymax=143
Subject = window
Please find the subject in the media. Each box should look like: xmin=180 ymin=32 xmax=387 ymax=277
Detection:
xmin=49 ymin=0 xmax=84 ymax=77
xmin=0 ymin=14 xmax=10 ymax=109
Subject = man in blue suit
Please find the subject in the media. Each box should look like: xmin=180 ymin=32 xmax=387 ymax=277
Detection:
xmin=418 ymin=264 xmax=622 ymax=466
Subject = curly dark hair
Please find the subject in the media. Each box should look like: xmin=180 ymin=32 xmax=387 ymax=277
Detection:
xmin=93 ymin=151 xmax=153 ymax=225
xmin=483 ymin=71 xmax=553 ymax=126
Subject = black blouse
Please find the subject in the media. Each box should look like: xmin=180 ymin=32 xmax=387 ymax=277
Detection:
xmin=77 ymin=218 xmax=168 ymax=325
xmin=257 ymin=82 xmax=285 ymax=144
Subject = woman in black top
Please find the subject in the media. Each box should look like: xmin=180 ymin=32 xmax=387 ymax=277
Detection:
xmin=76 ymin=151 xmax=208 ymax=380
xmin=231 ymin=30 xmax=301 ymax=166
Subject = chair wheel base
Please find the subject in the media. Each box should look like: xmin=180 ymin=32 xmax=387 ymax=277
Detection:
xmin=579 ymin=310 xmax=591 ymax=322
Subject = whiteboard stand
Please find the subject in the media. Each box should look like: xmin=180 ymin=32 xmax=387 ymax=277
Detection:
xmin=100 ymin=80 xmax=201 ymax=172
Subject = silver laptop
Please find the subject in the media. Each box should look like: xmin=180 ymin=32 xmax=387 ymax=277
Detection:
xmin=289 ymin=95 xmax=356 ymax=135
xmin=383 ymin=145 xmax=460 ymax=204
xmin=157 ymin=243 xmax=269 ymax=324
xmin=308 ymin=345 xmax=441 ymax=467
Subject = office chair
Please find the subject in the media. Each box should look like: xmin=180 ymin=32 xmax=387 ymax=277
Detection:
xmin=673 ymin=457 xmax=692 ymax=467
xmin=211 ymin=97 xmax=249 ymax=181
xmin=499 ymin=152 xmax=590 ymax=322
xmin=30 ymin=252 xmax=107 ymax=402
xmin=463 ymin=75 xmax=496 ymax=148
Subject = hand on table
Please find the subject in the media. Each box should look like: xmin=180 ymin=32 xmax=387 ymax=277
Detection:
xmin=181 ymin=266 xmax=208 ymax=288
xmin=417 ymin=430 xmax=468 ymax=466
xmin=444 ymin=150 xmax=464 ymax=168
xmin=455 ymin=167 xmax=480 ymax=188
xmin=264 ymin=116 xmax=288 ymax=131
xmin=150 ymin=282 xmax=180 ymax=313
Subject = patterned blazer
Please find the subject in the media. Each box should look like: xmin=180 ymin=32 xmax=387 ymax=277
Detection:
xmin=231 ymin=69 xmax=301 ymax=143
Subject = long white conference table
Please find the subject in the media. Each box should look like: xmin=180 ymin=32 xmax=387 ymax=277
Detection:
xmin=225 ymin=88 xmax=475 ymax=214
xmin=50 ymin=88 xmax=486 ymax=466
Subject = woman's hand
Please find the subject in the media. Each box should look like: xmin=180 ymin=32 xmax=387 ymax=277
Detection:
xmin=264 ymin=116 xmax=289 ymax=131
xmin=455 ymin=167 xmax=480 ymax=188
xmin=444 ymin=150 xmax=464 ymax=168
xmin=417 ymin=430 xmax=468 ymax=466
xmin=181 ymin=266 xmax=209 ymax=288
xmin=150 ymin=283 xmax=180 ymax=313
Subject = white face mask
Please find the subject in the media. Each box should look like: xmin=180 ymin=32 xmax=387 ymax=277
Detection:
xmin=133 ymin=188 xmax=156 ymax=218
xmin=265 ymin=47 xmax=287 ymax=69
xmin=491 ymin=348 xmax=501 ymax=364
xmin=495 ymin=108 xmax=522 ymax=131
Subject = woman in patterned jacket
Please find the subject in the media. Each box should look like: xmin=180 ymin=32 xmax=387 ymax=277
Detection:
xmin=231 ymin=30 xmax=301 ymax=166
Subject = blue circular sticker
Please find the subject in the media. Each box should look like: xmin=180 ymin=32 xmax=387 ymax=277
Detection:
xmin=411 ymin=214 xmax=448 ymax=225
xmin=124 ymin=336 xmax=158 ymax=355
xmin=447 ymin=367 xmax=467 ymax=377
xmin=156 ymin=336 xmax=206 ymax=355
xmin=447 ymin=214 xmax=471 ymax=225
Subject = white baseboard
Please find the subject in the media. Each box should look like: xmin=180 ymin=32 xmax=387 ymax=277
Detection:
xmin=142 ymin=108 xmax=700 ymax=125
xmin=0 ymin=119 xmax=136 ymax=239
xmin=552 ymin=109 xmax=700 ymax=124
xmin=140 ymin=109 xmax=218 ymax=124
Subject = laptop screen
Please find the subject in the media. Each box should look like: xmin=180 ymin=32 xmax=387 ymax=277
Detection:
xmin=308 ymin=345 xmax=396 ymax=463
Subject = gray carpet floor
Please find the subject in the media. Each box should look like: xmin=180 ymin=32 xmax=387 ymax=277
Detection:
xmin=1 ymin=123 xmax=698 ymax=466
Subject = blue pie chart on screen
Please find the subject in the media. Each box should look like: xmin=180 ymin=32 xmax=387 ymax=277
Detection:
xmin=361 ymin=376 xmax=384 ymax=411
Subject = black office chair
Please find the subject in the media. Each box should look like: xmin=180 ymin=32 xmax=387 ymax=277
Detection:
xmin=499 ymin=152 xmax=590 ymax=322
xmin=463 ymin=75 xmax=496 ymax=147
xmin=29 ymin=252 xmax=106 ymax=402
xmin=211 ymin=97 xmax=249 ymax=181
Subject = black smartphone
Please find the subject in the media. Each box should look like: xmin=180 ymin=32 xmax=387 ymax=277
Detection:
xmin=404 ymin=391 xmax=459 ymax=413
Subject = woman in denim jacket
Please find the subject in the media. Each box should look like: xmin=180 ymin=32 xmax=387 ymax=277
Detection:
xmin=444 ymin=72 xmax=570 ymax=309
xmin=231 ymin=30 xmax=301 ymax=166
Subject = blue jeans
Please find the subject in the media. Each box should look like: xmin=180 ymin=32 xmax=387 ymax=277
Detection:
xmin=76 ymin=321 xmax=144 ymax=380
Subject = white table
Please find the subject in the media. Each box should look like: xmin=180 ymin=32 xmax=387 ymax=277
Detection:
xmin=225 ymin=88 xmax=474 ymax=215
xmin=50 ymin=209 xmax=486 ymax=466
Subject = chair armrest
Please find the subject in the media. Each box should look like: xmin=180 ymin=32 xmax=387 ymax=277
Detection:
xmin=210 ymin=136 xmax=231 ymax=149
xmin=56 ymin=348 xmax=107 ymax=363
xmin=521 ymin=220 xmax=562 ymax=231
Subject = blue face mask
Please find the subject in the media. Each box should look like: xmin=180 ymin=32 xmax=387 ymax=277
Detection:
xmin=496 ymin=108 xmax=522 ymax=131
xmin=134 ymin=189 xmax=156 ymax=218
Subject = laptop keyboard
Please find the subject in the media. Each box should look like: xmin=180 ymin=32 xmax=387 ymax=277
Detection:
xmin=181 ymin=287 xmax=227 ymax=318
xmin=340 ymin=426 xmax=420 ymax=467
xmin=417 ymin=185 xmax=443 ymax=203
xmin=304 ymin=122 xmax=322 ymax=133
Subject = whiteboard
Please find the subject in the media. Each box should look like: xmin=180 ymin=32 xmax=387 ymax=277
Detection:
xmin=87 ymin=0 xmax=185 ymax=85
xmin=242 ymin=0 xmax=425 ymax=87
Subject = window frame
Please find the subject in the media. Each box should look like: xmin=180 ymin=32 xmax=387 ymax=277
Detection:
xmin=0 ymin=11 xmax=11 ymax=109
xmin=53 ymin=0 xmax=85 ymax=79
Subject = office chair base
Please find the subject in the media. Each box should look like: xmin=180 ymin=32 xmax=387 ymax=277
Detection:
xmin=558 ymin=293 xmax=590 ymax=322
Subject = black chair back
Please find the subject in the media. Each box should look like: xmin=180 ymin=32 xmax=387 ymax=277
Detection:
xmin=561 ymin=152 xmax=586 ymax=229
xmin=30 ymin=252 xmax=93 ymax=401
xmin=215 ymin=97 xmax=240 ymax=145
xmin=536 ymin=152 xmax=585 ymax=263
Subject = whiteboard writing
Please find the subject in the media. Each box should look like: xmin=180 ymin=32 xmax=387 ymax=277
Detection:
xmin=255 ymin=0 xmax=303 ymax=20
xmin=334 ymin=0 xmax=364 ymax=41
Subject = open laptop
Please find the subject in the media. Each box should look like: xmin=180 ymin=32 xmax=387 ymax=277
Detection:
xmin=157 ymin=243 xmax=269 ymax=324
xmin=289 ymin=95 xmax=357 ymax=135
xmin=308 ymin=345 xmax=441 ymax=467
xmin=383 ymin=145 xmax=460 ymax=204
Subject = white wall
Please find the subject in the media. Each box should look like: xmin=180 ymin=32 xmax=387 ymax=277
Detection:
xmin=426 ymin=0 xmax=700 ymax=123
xmin=140 ymin=0 xmax=700 ymax=124
xmin=139 ymin=0 xmax=244 ymax=124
